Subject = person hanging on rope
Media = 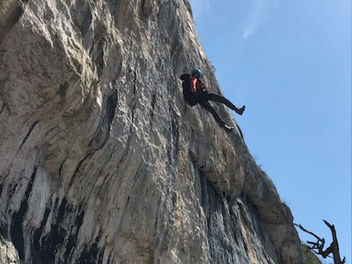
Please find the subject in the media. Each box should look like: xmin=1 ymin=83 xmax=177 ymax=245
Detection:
xmin=180 ymin=68 xmax=245 ymax=132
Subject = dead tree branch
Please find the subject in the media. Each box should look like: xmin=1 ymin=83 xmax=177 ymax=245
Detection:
xmin=295 ymin=220 xmax=346 ymax=264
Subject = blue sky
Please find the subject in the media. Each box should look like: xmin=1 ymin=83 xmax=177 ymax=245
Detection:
xmin=189 ymin=0 xmax=351 ymax=262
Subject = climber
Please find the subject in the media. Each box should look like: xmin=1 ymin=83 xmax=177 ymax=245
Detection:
xmin=180 ymin=68 xmax=245 ymax=132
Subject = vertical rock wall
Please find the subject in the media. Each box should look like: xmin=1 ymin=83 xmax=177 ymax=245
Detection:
xmin=0 ymin=0 xmax=303 ymax=263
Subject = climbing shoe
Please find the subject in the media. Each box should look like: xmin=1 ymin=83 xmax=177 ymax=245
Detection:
xmin=236 ymin=105 xmax=245 ymax=115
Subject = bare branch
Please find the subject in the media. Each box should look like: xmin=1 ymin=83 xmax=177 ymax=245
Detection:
xmin=295 ymin=221 xmax=346 ymax=264
xmin=322 ymin=219 xmax=345 ymax=264
xmin=294 ymin=223 xmax=323 ymax=241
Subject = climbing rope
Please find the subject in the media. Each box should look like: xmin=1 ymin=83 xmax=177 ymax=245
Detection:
xmin=214 ymin=172 xmax=230 ymax=214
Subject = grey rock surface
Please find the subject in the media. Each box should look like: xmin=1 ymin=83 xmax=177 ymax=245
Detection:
xmin=0 ymin=235 xmax=19 ymax=264
xmin=0 ymin=0 xmax=303 ymax=263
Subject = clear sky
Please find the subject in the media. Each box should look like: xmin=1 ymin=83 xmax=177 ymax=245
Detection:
xmin=189 ymin=0 xmax=351 ymax=262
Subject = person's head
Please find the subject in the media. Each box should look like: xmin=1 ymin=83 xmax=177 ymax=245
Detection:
xmin=191 ymin=68 xmax=202 ymax=78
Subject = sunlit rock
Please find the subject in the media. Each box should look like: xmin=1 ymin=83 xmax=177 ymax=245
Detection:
xmin=0 ymin=0 xmax=302 ymax=263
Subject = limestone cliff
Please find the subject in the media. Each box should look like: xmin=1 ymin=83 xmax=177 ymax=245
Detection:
xmin=0 ymin=0 xmax=303 ymax=263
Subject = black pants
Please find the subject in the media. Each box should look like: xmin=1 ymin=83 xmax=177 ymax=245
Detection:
xmin=186 ymin=91 xmax=236 ymax=127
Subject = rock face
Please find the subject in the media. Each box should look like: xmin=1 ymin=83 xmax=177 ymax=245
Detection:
xmin=0 ymin=0 xmax=303 ymax=263
xmin=0 ymin=235 xmax=19 ymax=264
xmin=302 ymin=245 xmax=322 ymax=264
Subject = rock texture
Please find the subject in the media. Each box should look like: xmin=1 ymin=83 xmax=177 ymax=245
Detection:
xmin=0 ymin=0 xmax=303 ymax=263
xmin=0 ymin=235 xmax=19 ymax=264
xmin=302 ymin=245 xmax=322 ymax=264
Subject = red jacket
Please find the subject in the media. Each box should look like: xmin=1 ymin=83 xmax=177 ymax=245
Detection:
xmin=190 ymin=76 xmax=206 ymax=92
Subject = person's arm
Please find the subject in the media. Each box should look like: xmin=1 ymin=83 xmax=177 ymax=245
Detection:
xmin=198 ymin=79 xmax=207 ymax=91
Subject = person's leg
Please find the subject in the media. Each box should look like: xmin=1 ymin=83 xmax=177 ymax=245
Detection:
xmin=199 ymin=101 xmax=233 ymax=131
xmin=205 ymin=93 xmax=245 ymax=115
xmin=185 ymin=90 xmax=201 ymax=106
xmin=185 ymin=93 xmax=197 ymax=106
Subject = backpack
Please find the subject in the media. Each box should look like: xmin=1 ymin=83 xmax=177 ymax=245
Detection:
xmin=180 ymin=73 xmax=191 ymax=96
xmin=180 ymin=73 xmax=197 ymax=106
